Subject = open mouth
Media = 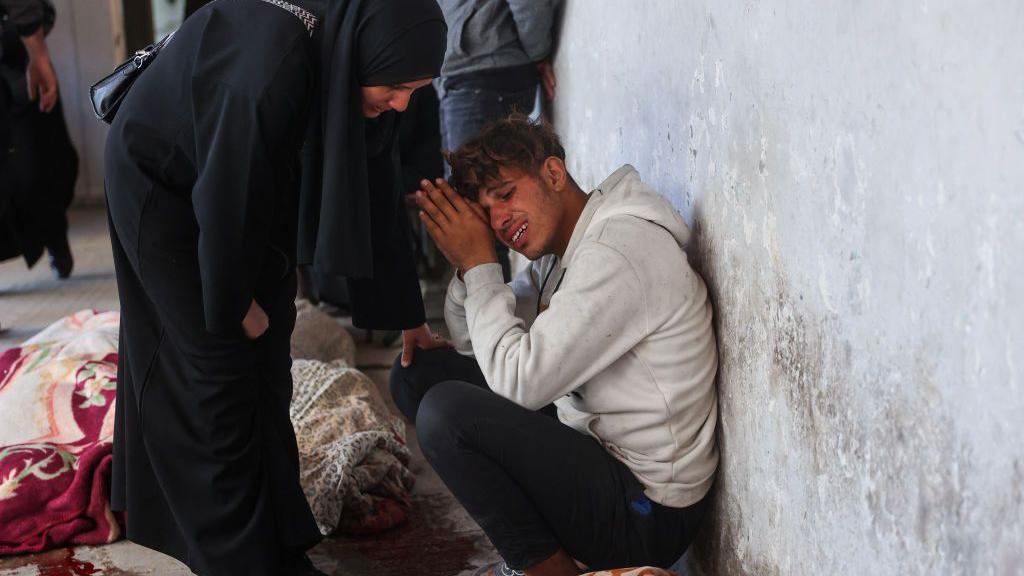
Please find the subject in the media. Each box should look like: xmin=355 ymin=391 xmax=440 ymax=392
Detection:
xmin=510 ymin=222 xmax=529 ymax=248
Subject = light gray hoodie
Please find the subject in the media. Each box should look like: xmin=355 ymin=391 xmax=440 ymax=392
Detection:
xmin=445 ymin=164 xmax=719 ymax=507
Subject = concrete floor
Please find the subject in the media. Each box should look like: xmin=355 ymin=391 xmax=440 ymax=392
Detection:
xmin=0 ymin=208 xmax=498 ymax=575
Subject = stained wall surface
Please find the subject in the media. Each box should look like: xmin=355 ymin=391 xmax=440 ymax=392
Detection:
xmin=551 ymin=2 xmax=1023 ymax=574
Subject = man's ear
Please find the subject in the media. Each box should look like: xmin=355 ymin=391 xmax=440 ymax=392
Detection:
xmin=543 ymin=157 xmax=567 ymax=191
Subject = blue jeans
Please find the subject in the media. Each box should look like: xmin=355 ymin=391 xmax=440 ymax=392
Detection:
xmin=440 ymin=85 xmax=538 ymax=281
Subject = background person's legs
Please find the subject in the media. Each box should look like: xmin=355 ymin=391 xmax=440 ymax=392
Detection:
xmin=415 ymin=381 xmax=703 ymax=571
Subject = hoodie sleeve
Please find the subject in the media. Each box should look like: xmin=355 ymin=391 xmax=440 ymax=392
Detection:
xmin=444 ymin=274 xmax=474 ymax=356
xmin=444 ymin=261 xmax=541 ymax=357
xmin=462 ymin=243 xmax=649 ymax=410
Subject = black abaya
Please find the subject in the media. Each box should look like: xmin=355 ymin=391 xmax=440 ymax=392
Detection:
xmin=105 ymin=3 xmax=319 ymax=574
xmin=104 ymin=0 xmax=446 ymax=573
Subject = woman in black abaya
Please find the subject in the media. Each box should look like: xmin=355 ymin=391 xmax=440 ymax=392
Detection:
xmin=103 ymin=1 xmax=446 ymax=574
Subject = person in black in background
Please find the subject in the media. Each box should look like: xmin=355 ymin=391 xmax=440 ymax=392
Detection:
xmin=103 ymin=1 xmax=447 ymax=574
xmin=0 ymin=0 xmax=76 ymax=279
xmin=0 ymin=0 xmax=56 ymax=116
xmin=303 ymin=87 xmax=447 ymax=323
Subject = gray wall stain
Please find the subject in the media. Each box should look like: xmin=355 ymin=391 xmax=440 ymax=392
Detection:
xmin=553 ymin=1 xmax=1024 ymax=574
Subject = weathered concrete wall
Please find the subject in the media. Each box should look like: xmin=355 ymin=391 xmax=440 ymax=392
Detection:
xmin=552 ymin=1 xmax=1023 ymax=574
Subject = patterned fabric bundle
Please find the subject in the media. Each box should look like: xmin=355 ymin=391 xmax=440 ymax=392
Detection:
xmin=290 ymin=298 xmax=415 ymax=536
xmin=290 ymin=359 xmax=414 ymax=536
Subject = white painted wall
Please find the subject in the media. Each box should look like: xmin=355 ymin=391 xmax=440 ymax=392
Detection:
xmin=552 ymin=1 xmax=1023 ymax=574
xmin=47 ymin=0 xmax=123 ymax=205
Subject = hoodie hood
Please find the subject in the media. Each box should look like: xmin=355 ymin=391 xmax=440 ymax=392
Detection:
xmin=562 ymin=165 xmax=691 ymax=266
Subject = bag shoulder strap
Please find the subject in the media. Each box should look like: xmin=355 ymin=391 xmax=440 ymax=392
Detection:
xmin=256 ymin=0 xmax=318 ymax=36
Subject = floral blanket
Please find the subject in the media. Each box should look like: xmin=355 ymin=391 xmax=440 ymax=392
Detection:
xmin=0 ymin=305 xmax=415 ymax=555
xmin=0 ymin=310 xmax=121 ymax=555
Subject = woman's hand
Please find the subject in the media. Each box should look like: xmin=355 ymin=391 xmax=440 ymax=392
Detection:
xmin=401 ymin=322 xmax=451 ymax=367
xmin=241 ymin=299 xmax=269 ymax=340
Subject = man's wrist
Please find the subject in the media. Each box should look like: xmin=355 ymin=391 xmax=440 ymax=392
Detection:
xmin=462 ymin=262 xmax=505 ymax=293
xmin=459 ymin=256 xmax=498 ymax=275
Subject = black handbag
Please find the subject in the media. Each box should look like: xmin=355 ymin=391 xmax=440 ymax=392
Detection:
xmin=89 ymin=32 xmax=174 ymax=124
xmin=88 ymin=0 xmax=316 ymax=125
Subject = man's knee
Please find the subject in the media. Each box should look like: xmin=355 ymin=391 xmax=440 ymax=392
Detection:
xmin=416 ymin=380 xmax=478 ymax=462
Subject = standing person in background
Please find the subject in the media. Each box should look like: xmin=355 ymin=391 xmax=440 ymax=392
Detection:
xmin=437 ymin=0 xmax=559 ymax=280
xmin=1 ymin=0 xmax=60 ymax=332
xmin=0 ymin=0 xmax=75 ymax=280
xmin=0 ymin=0 xmax=57 ymax=114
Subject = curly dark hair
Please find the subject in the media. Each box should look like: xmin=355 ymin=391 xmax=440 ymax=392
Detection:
xmin=445 ymin=114 xmax=566 ymax=199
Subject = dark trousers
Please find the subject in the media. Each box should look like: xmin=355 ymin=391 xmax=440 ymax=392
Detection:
xmin=390 ymin=348 xmax=707 ymax=571
xmin=439 ymin=84 xmax=537 ymax=281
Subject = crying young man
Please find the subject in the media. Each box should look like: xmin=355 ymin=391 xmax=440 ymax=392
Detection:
xmin=392 ymin=114 xmax=719 ymax=576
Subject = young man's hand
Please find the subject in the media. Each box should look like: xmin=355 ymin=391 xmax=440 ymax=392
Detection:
xmin=414 ymin=178 xmax=497 ymax=273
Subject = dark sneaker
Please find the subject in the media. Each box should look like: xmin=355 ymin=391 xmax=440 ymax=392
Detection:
xmin=47 ymin=240 xmax=73 ymax=280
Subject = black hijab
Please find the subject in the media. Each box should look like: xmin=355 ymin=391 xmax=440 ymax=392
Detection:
xmin=297 ymin=0 xmax=446 ymax=279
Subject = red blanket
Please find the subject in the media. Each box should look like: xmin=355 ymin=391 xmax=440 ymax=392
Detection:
xmin=0 ymin=310 xmax=122 ymax=555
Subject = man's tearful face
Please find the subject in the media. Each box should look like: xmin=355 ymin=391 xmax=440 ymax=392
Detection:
xmin=478 ymin=166 xmax=564 ymax=261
